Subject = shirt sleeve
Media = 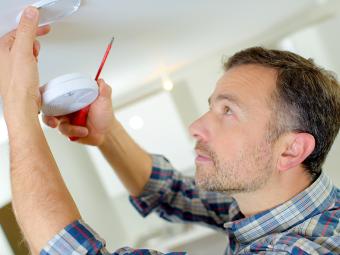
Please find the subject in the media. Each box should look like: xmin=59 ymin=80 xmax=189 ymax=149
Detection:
xmin=129 ymin=154 xmax=243 ymax=230
xmin=40 ymin=219 xmax=186 ymax=255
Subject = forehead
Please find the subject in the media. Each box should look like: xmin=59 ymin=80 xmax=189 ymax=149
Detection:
xmin=212 ymin=64 xmax=278 ymax=109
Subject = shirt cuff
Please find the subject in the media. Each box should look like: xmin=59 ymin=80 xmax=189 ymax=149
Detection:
xmin=40 ymin=219 xmax=108 ymax=255
xmin=129 ymin=154 xmax=176 ymax=217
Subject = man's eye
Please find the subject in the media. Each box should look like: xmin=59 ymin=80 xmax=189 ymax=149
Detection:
xmin=224 ymin=106 xmax=232 ymax=115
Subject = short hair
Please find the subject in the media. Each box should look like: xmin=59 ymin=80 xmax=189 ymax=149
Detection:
xmin=225 ymin=47 xmax=340 ymax=180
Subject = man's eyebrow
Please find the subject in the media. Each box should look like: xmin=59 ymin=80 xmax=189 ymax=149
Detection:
xmin=208 ymin=93 xmax=242 ymax=107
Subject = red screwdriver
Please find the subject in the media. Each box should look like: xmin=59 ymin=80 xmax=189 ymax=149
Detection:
xmin=69 ymin=36 xmax=114 ymax=141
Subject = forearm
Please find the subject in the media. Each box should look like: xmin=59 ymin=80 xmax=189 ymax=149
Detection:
xmin=98 ymin=118 xmax=152 ymax=197
xmin=5 ymin=102 xmax=80 ymax=254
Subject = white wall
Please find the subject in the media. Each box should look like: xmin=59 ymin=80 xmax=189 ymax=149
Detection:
xmin=0 ymin=225 xmax=14 ymax=255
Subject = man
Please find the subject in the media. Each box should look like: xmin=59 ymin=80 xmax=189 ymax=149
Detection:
xmin=0 ymin=7 xmax=339 ymax=255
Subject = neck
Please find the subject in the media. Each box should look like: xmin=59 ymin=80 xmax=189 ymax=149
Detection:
xmin=233 ymin=167 xmax=312 ymax=217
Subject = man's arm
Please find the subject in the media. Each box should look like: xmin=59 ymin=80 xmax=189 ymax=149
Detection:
xmin=0 ymin=7 xmax=80 ymax=253
xmin=98 ymin=119 xmax=153 ymax=196
xmin=8 ymin=108 xmax=81 ymax=253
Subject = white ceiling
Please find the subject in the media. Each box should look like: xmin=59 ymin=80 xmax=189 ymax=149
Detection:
xmin=0 ymin=0 xmax=330 ymax=119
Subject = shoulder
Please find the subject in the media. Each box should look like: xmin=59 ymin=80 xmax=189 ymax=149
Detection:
xmin=269 ymin=209 xmax=340 ymax=255
xmin=271 ymin=186 xmax=340 ymax=254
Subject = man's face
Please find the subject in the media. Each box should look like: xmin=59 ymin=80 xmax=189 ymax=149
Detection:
xmin=189 ymin=64 xmax=280 ymax=194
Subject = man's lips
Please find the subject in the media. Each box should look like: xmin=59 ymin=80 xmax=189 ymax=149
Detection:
xmin=195 ymin=149 xmax=212 ymax=162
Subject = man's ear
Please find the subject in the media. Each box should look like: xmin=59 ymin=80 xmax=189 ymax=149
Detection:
xmin=277 ymin=133 xmax=315 ymax=171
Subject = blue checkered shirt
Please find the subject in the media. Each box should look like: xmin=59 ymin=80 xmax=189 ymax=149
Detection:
xmin=41 ymin=154 xmax=339 ymax=254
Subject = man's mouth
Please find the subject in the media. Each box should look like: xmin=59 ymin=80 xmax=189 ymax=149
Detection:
xmin=195 ymin=149 xmax=212 ymax=163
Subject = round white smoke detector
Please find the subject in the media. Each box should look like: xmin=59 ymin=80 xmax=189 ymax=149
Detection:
xmin=16 ymin=0 xmax=81 ymax=27
xmin=40 ymin=73 xmax=99 ymax=116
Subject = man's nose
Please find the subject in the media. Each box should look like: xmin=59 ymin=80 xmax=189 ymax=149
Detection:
xmin=189 ymin=114 xmax=209 ymax=142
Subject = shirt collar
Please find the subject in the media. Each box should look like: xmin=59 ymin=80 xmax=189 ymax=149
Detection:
xmin=223 ymin=172 xmax=337 ymax=244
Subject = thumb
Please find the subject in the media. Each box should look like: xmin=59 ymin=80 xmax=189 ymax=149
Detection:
xmin=13 ymin=7 xmax=39 ymax=56
xmin=98 ymin=79 xmax=112 ymax=98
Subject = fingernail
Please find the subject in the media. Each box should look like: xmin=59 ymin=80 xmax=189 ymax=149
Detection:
xmin=81 ymin=129 xmax=88 ymax=136
xmin=24 ymin=7 xmax=38 ymax=19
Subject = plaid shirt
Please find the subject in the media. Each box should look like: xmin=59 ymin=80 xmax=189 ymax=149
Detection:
xmin=42 ymin=154 xmax=339 ymax=254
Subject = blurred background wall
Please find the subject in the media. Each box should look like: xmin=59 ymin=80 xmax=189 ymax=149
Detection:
xmin=0 ymin=0 xmax=339 ymax=254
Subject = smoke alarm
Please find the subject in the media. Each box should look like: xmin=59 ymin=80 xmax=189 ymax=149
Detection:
xmin=40 ymin=73 xmax=99 ymax=116
xmin=0 ymin=0 xmax=81 ymax=36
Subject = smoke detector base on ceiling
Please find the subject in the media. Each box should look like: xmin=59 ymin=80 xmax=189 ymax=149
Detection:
xmin=16 ymin=0 xmax=81 ymax=27
xmin=0 ymin=0 xmax=81 ymax=36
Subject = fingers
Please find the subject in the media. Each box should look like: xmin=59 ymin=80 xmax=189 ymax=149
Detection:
xmin=12 ymin=7 xmax=39 ymax=56
xmin=0 ymin=16 xmax=50 ymax=52
xmin=0 ymin=30 xmax=16 ymax=50
xmin=33 ymin=40 xmax=40 ymax=58
xmin=43 ymin=115 xmax=71 ymax=127
xmin=36 ymin=25 xmax=51 ymax=36
xmin=43 ymin=115 xmax=88 ymax=137
xmin=42 ymin=115 xmax=59 ymax=128
xmin=59 ymin=122 xmax=89 ymax=137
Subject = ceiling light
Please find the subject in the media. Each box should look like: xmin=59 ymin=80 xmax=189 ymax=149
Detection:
xmin=163 ymin=79 xmax=174 ymax=91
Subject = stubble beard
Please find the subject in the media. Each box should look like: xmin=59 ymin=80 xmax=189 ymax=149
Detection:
xmin=195 ymin=140 xmax=275 ymax=194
